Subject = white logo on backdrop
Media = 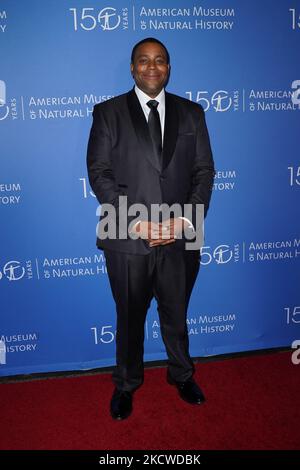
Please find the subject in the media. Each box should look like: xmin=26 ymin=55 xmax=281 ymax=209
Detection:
xmin=2 ymin=261 xmax=25 ymax=281
xmin=186 ymin=90 xmax=236 ymax=112
xmin=211 ymin=91 xmax=232 ymax=112
xmin=98 ymin=7 xmax=121 ymax=30
xmin=69 ymin=7 xmax=125 ymax=31
xmin=0 ymin=79 xmax=9 ymax=120
xmin=200 ymin=245 xmax=235 ymax=265
xmin=291 ymin=80 xmax=300 ymax=106
xmin=0 ymin=340 xmax=6 ymax=365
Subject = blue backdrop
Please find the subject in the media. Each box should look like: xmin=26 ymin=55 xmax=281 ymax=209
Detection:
xmin=1 ymin=0 xmax=299 ymax=376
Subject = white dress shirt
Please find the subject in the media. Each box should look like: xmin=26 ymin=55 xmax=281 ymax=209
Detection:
xmin=134 ymin=85 xmax=165 ymax=140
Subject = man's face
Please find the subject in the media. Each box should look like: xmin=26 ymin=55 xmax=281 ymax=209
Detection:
xmin=131 ymin=42 xmax=170 ymax=98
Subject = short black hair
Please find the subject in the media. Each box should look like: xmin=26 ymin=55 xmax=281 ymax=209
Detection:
xmin=131 ymin=37 xmax=170 ymax=64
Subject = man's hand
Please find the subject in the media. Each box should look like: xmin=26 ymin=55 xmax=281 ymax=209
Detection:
xmin=161 ymin=218 xmax=189 ymax=239
xmin=131 ymin=221 xmax=177 ymax=247
xmin=131 ymin=218 xmax=190 ymax=247
xmin=149 ymin=218 xmax=190 ymax=247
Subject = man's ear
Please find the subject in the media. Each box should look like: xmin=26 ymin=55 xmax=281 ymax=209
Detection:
xmin=130 ymin=63 xmax=134 ymax=77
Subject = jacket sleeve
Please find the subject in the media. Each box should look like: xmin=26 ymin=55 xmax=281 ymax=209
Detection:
xmin=87 ymin=105 xmax=120 ymax=206
xmin=188 ymin=106 xmax=215 ymax=230
xmin=86 ymin=105 xmax=137 ymax=237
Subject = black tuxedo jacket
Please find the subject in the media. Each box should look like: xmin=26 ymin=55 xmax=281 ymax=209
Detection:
xmin=87 ymin=88 xmax=215 ymax=254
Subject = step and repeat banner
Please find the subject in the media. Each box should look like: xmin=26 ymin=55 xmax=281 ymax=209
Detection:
xmin=1 ymin=0 xmax=299 ymax=376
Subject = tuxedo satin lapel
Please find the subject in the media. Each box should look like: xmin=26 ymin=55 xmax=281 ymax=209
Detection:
xmin=126 ymin=89 xmax=161 ymax=173
xmin=162 ymin=93 xmax=178 ymax=171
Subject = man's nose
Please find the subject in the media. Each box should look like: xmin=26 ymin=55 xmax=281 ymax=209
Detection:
xmin=148 ymin=60 xmax=157 ymax=69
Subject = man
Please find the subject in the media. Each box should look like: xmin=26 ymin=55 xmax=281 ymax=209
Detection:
xmin=87 ymin=38 xmax=215 ymax=420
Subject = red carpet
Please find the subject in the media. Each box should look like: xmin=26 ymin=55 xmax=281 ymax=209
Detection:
xmin=0 ymin=351 xmax=299 ymax=450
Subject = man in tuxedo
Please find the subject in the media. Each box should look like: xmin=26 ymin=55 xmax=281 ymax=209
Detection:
xmin=87 ymin=37 xmax=215 ymax=420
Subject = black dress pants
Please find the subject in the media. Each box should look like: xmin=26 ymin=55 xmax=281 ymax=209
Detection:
xmin=104 ymin=245 xmax=200 ymax=392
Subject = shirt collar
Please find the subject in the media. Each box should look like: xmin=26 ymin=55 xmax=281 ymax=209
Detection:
xmin=134 ymin=85 xmax=165 ymax=109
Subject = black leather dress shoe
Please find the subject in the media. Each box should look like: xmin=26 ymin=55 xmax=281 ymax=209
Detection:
xmin=110 ymin=388 xmax=133 ymax=420
xmin=167 ymin=375 xmax=206 ymax=405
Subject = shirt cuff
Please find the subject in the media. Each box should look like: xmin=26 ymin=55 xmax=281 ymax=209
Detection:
xmin=129 ymin=220 xmax=141 ymax=234
xmin=179 ymin=216 xmax=195 ymax=232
